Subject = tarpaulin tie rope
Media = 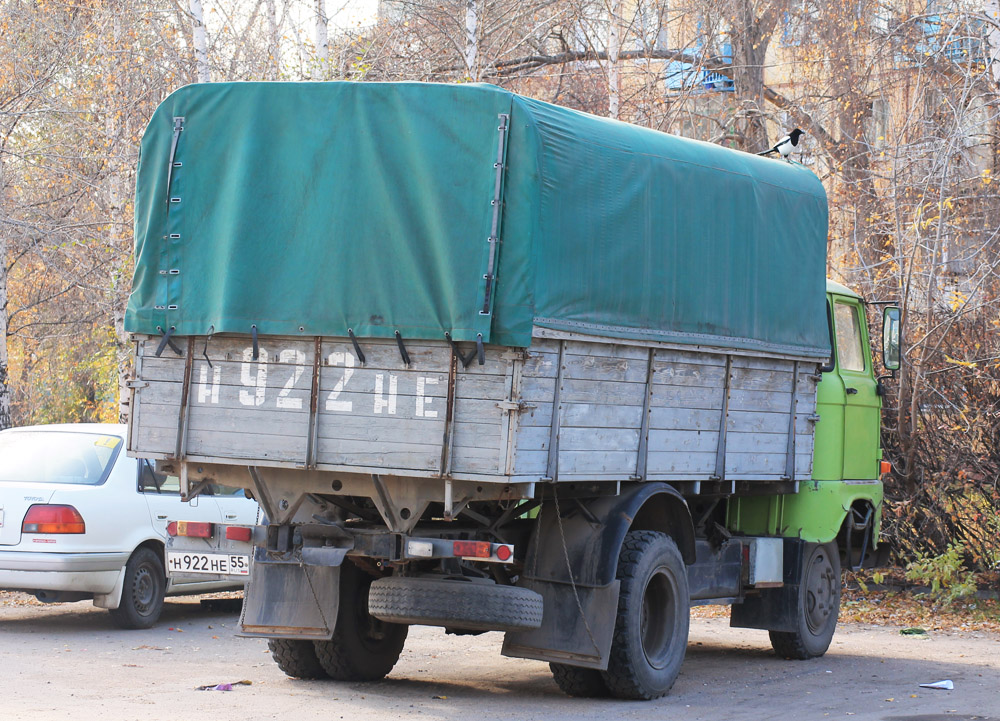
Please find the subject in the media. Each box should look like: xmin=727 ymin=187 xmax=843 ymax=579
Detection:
xmin=202 ymin=326 xmax=214 ymax=368
xmin=394 ymin=330 xmax=411 ymax=367
xmin=251 ymin=325 xmax=259 ymax=361
xmin=444 ymin=332 xmax=477 ymax=368
xmin=154 ymin=325 xmax=181 ymax=357
xmin=347 ymin=329 xmax=366 ymax=366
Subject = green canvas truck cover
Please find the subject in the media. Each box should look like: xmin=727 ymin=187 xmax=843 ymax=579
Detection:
xmin=126 ymin=81 xmax=830 ymax=357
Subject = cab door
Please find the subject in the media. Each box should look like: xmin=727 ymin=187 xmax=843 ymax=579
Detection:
xmin=831 ymin=298 xmax=881 ymax=480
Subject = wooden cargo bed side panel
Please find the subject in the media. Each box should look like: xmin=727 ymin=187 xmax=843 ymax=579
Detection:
xmin=511 ymin=337 xmax=821 ymax=484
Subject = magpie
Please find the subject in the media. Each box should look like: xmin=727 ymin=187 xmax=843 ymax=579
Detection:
xmin=758 ymin=128 xmax=804 ymax=159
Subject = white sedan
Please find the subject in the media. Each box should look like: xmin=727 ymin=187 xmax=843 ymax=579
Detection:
xmin=0 ymin=423 xmax=258 ymax=628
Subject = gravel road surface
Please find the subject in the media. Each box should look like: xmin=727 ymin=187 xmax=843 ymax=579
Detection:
xmin=1 ymin=593 xmax=997 ymax=721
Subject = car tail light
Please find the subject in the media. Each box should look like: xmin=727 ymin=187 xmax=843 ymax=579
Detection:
xmin=225 ymin=526 xmax=252 ymax=542
xmin=168 ymin=521 xmax=213 ymax=538
xmin=453 ymin=540 xmax=491 ymax=558
xmin=22 ymin=505 xmax=85 ymax=534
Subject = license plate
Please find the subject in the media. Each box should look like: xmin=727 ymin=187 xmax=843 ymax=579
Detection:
xmin=166 ymin=551 xmax=250 ymax=576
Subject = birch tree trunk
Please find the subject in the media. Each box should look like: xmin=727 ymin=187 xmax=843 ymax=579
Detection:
xmin=0 ymin=153 xmax=9 ymax=431
xmin=607 ymin=0 xmax=621 ymax=119
xmin=265 ymin=0 xmax=281 ymax=79
xmin=316 ymin=0 xmax=329 ymax=75
xmin=986 ymin=0 xmax=1000 ymax=84
xmin=464 ymin=0 xmax=479 ymax=81
xmin=189 ymin=0 xmax=211 ymax=82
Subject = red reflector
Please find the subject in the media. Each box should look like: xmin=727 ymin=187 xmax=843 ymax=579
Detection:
xmin=166 ymin=521 xmax=178 ymax=537
xmin=453 ymin=540 xmax=491 ymax=558
xmin=495 ymin=544 xmax=513 ymax=562
xmin=226 ymin=526 xmax=252 ymax=542
xmin=22 ymin=505 xmax=85 ymax=534
xmin=176 ymin=521 xmax=212 ymax=538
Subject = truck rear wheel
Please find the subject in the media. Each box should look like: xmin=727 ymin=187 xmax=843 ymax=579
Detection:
xmin=769 ymin=541 xmax=841 ymax=660
xmin=313 ymin=564 xmax=408 ymax=681
xmin=368 ymin=576 xmax=543 ymax=632
xmin=601 ymin=530 xmax=690 ymax=700
xmin=549 ymin=663 xmax=610 ymax=697
xmin=267 ymin=639 xmax=328 ymax=680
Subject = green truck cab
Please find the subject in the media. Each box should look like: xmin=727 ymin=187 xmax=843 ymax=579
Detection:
xmin=731 ymin=280 xmax=898 ymax=550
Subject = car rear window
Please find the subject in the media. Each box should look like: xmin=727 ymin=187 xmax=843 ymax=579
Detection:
xmin=0 ymin=431 xmax=123 ymax=486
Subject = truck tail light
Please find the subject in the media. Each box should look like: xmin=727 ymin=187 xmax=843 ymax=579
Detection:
xmin=453 ymin=540 xmax=491 ymax=558
xmin=22 ymin=505 xmax=85 ymax=534
xmin=225 ymin=526 xmax=252 ymax=542
xmin=880 ymin=460 xmax=892 ymax=476
xmin=166 ymin=520 xmax=213 ymax=538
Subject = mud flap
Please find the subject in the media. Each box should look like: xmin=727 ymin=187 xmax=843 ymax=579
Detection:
xmin=240 ymin=561 xmax=340 ymax=640
xmin=501 ymin=577 xmax=619 ymax=670
xmin=730 ymin=538 xmax=805 ymax=633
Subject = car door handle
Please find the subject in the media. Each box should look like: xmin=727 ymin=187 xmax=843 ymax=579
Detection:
xmin=845 ymin=387 xmax=858 ymax=395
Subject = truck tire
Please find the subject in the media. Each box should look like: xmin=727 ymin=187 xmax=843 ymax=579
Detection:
xmin=313 ymin=564 xmax=408 ymax=681
xmin=600 ymin=530 xmax=690 ymax=700
xmin=108 ymin=547 xmax=165 ymax=630
xmin=549 ymin=663 xmax=611 ymax=697
xmin=368 ymin=576 xmax=543 ymax=632
xmin=770 ymin=541 xmax=841 ymax=660
xmin=267 ymin=639 xmax=328 ymax=679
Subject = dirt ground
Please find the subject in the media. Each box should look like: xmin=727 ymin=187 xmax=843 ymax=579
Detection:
xmin=0 ymin=592 xmax=997 ymax=721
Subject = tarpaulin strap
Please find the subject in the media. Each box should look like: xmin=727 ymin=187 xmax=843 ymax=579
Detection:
xmin=347 ymin=328 xmax=366 ymax=366
xmin=202 ymin=326 xmax=214 ymax=368
xmin=394 ymin=330 xmax=411 ymax=367
xmin=154 ymin=325 xmax=181 ymax=357
xmin=251 ymin=325 xmax=259 ymax=361
xmin=476 ymin=333 xmax=485 ymax=366
xmin=445 ymin=332 xmax=477 ymax=368
xmin=165 ymin=117 xmax=184 ymax=205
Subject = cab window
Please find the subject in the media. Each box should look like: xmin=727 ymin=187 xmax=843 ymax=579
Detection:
xmin=834 ymin=302 xmax=865 ymax=372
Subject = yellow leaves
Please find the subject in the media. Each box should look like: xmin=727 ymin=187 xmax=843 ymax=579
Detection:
xmin=982 ymin=169 xmax=992 ymax=186
xmin=944 ymin=355 xmax=977 ymax=369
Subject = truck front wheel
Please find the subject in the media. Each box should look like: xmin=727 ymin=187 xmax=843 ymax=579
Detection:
xmin=769 ymin=541 xmax=841 ymax=659
xmin=313 ymin=563 xmax=408 ymax=681
xmin=601 ymin=530 xmax=690 ymax=700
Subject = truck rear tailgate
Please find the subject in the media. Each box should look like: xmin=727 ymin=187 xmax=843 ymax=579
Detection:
xmin=129 ymin=335 xmax=521 ymax=481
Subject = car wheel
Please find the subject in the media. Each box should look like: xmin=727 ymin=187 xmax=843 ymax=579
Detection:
xmin=601 ymin=530 xmax=690 ymax=700
xmin=109 ymin=547 xmax=166 ymax=630
xmin=769 ymin=541 xmax=841 ymax=659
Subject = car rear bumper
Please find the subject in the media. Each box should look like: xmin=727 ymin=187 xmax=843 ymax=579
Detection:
xmin=0 ymin=551 xmax=129 ymax=594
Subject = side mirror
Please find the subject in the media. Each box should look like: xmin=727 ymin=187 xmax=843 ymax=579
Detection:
xmin=882 ymin=306 xmax=901 ymax=372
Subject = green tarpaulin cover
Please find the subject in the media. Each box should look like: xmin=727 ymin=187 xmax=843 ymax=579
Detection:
xmin=126 ymin=82 xmax=829 ymax=357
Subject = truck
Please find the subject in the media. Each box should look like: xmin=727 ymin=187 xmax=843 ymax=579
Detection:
xmin=124 ymin=81 xmax=901 ymax=700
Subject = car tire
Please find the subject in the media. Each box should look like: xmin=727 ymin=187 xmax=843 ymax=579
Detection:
xmin=769 ymin=541 xmax=841 ymax=659
xmin=550 ymin=663 xmax=611 ymax=697
xmin=368 ymin=576 xmax=543 ymax=632
xmin=313 ymin=564 xmax=408 ymax=681
xmin=268 ymin=639 xmax=329 ymax=679
xmin=108 ymin=547 xmax=166 ymax=630
xmin=601 ymin=530 xmax=690 ymax=700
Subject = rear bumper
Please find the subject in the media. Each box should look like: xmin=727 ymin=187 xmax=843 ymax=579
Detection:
xmin=0 ymin=551 xmax=129 ymax=594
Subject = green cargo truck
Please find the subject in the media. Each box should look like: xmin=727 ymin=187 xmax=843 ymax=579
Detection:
xmin=125 ymin=82 xmax=900 ymax=699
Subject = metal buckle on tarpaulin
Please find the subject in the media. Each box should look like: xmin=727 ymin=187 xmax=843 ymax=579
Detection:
xmin=477 ymin=112 xmax=511 ymax=331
